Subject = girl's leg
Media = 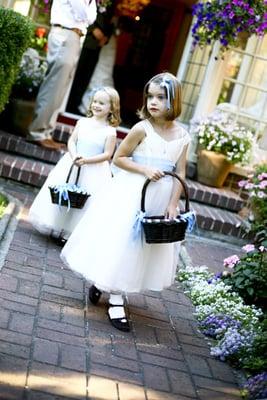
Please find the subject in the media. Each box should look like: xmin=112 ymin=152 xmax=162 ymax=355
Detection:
xmin=108 ymin=293 xmax=130 ymax=332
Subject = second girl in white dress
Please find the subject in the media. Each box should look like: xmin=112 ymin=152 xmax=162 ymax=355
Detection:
xmin=28 ymin=87 xmax=120 ymax=242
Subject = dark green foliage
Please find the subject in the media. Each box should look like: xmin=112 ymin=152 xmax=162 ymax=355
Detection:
xmin=223 ymin=246 xmax=267 ymax=310
xmin=0 ymin=7 xmax=34 ymax=113
xmin=243 ymin=316 xmax=267 ymax=374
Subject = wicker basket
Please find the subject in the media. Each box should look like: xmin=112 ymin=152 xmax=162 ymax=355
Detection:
xmin=141 ymin=172 xmax=190 ymax=243
xmin=49 ymin=164 xmax=90 ymax=209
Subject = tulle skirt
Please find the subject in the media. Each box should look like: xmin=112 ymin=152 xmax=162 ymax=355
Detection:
xmin=61 ymin=170 xmax=180 ymax=293
xmin=28 ymin=152 xmax=113 ymax=239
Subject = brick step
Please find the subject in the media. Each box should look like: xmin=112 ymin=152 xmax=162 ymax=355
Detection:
xmin=186 ymin=179 xmax=244 ymax=212
xmin=0 ymin=151 xmax=52 ymax=187
xmin=189 ymin=200 xmax=243 ymax=239
xmin=0 ymin=130 xmax=62 ymax=164
xmin=0 ymin=132 xmax=245 ymax=213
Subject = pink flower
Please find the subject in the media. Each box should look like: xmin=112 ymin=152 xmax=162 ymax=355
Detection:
xmin=238 ymin=180 xmax=248 ymax=188
xmin=223 ymin=255 xmax=240 ymax=268
xmin=242 ymin=244 xmax=255 ymax=253
xmin=259 ymin=246 xmax=266 ymax=252
xmin=258 ymin=172 xmax=267 ymax=180
xmin=258 ymin=180 xmax=267 ymax=189
xmin=245 ymin=182 xmax=254 ymax=190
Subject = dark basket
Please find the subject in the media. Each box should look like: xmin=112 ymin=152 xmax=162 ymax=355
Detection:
xmin=141 ymin=172 xmax=190 ymax=243
xmin=49 ymin=164 xmax=90 ymax=209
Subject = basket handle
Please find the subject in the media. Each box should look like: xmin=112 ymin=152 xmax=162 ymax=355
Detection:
xmin=141 ymin=171 xmax=190 ymax=213
xmin=66 ymin=163 xmax=81 ymax=186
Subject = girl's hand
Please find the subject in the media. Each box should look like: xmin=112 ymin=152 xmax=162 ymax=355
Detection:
xmin=74 ymin=157 xmax=88 ymax=166
xmin=144 ymin=167 xmax=164 ymax=181
xmin=165 ymin=205 xmax=179 ymax=220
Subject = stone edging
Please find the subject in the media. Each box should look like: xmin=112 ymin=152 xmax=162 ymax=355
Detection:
xmin=0 ymin=187 xmax=21 ymax=271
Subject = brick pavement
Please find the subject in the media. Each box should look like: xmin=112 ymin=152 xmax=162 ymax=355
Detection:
xmin=0 ymin=179 xmax=242 ymax=400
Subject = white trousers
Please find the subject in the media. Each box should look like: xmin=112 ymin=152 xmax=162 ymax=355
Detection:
xmin=29 ymin=27 xmax=81 ymax=140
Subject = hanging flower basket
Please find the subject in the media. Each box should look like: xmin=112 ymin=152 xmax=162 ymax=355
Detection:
xmin=191 ymin=0 xmax=267 ymax=56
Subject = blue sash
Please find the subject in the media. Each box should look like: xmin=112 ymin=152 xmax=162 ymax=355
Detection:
xmin=132 ymin=155 xmax=175 ymax=172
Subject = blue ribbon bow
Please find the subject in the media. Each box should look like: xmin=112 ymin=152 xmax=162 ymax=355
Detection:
xmin=132 ymin=210 xmax=146 ymax=240
xmin=180 ymin=211 xmax=196 ymax=233
xmin=160 ymin=77 xmax=175 ymax=110
xmin=53 ymin=183 xmax=84 ymax=212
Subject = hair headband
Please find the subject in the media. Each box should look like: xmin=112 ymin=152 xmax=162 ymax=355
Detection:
xmin=160 ymin=77 xmax=175 ymax=110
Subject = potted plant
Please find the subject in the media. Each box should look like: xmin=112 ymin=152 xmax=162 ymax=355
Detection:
xmin=9 ymin=47 xmax=47 ymax=136
xmin=191 ymin=0 xmax=267 ymax=56
xmin=192 ymin=110 xmax=254 ymax=187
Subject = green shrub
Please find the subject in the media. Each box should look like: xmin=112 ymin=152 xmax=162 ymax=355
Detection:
xmin=223 ymin=245 xmax=267 ymax=310
xmin=0 ymin=7 xmax=34 ymax=113
xmin=0 ymin=193 xmax=8 ymax=219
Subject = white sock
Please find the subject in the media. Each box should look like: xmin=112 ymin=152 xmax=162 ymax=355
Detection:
xmin=108 ymin=294 xmax=126 ymax=320
xmin=108 ymin=306 xmax=126 ymax=320
xmin=109 ymin=294 xmax=124 ymax=306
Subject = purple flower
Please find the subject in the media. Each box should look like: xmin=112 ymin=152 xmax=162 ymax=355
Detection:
xmin=244 ymin=372 xmax=267 ymax=400
xmin=199 ymin=314 xmax=241 ymax=338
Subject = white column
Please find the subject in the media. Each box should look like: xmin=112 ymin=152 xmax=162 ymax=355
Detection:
xmin=193 ymin=42 xmax=229 ymax=119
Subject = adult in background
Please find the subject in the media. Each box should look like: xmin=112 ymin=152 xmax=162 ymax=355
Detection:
xmin=27 ymin=0 xmax=97 ymax=151
xmin=66 ymin=5 xmax=115 ymax=116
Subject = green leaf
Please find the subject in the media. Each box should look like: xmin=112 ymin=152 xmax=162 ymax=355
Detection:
xmin=247 ymin=287 xmax=254 ymax=296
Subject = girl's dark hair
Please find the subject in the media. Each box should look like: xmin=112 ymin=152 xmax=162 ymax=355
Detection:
xmin=87 ymin=87 xmax=121 ymax=127
xmin=138 ymin=72 xmax=182 ymax=121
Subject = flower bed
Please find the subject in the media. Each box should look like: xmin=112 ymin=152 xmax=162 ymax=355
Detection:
xmin=178 ymin=259 xmax=266 ymax=399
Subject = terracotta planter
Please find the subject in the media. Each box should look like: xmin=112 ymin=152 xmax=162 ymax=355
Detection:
xmin=237 ymin=31 xmax=250 ymax=48
xmin=9 ymin=98 xmax=36 ymax=137
xmin=197 ymin=149 xmax=232 ymax=188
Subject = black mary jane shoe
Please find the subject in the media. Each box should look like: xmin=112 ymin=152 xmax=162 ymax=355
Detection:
xmin=50 ymin=236 xmax=67 ymax=247
xmin=88 ymin=285 xmax=102 ymax=305
xmin=108 ymin=305 xmax=130 ymax=332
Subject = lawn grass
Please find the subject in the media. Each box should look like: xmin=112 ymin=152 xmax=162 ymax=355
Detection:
xmin=0 ymin=193 xmax=8 ymax=219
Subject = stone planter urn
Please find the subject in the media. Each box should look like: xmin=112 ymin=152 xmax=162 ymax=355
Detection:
xmin=9 ymin=98 xmax=36 ymax=137
xmin=197 ymin=149 xmax=232 ymax=188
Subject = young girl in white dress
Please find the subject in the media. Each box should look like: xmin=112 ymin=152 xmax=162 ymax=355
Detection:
xmin=61 ymin=72 xmax=191 ymax=332
xmin=28 ymin=87 xmax=120 ymax=243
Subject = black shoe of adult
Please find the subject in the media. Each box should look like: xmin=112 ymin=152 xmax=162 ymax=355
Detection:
xmin=88 ymin=285 xmax=102 ymax=305
xmin=108 ymin=305 xmax=130 ymax=332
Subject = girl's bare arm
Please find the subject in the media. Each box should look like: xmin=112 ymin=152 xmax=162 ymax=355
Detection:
xmin=165 ymin=144 xmax=189 ymax=219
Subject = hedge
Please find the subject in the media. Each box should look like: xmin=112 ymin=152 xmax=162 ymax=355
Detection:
xmin=0 ymin=7 xmax=33 ymax=113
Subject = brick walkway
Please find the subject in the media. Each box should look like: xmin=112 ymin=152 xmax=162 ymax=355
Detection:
xmin=0 ymin=179 xmax=242 ymax=400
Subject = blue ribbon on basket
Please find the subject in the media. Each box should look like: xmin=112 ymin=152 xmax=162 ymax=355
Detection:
xmin=132 ymin=210 xmax=196 ymax=239
xmin=133 ymin=210 xmax=146 ymax=240
xmin=180 ymin=211 xmax=196 ymax=233
xmin=52 ymin=183 xmax=84 ymax=212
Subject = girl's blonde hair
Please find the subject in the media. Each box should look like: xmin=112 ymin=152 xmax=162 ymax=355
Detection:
xmin=138 ymin=72 xmax=182 ymax=121
xmin=87 ymin=86 xmax=121 ymax=127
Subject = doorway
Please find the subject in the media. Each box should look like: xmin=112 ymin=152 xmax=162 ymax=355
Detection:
xmin=114 ymin=0 xmax=192 ymax=125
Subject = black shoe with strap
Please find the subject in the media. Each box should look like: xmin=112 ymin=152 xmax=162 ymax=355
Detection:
xmin=108 ymin=305 xmax=130 ymax=332
xmin=88 ymin=285 xmax=102 ymax=305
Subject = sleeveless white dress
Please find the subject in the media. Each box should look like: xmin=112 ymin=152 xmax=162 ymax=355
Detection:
xmin=28 ymin=117 xmax=116 ymax=239
xmin=61 ymin=120 xmax=190 ymax=293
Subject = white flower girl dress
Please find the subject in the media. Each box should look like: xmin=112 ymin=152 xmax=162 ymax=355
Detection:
xmin=28 ymin=117 xmax=116 ymax=239
xmin=61 ymin=120 xmax=190 ymax=292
